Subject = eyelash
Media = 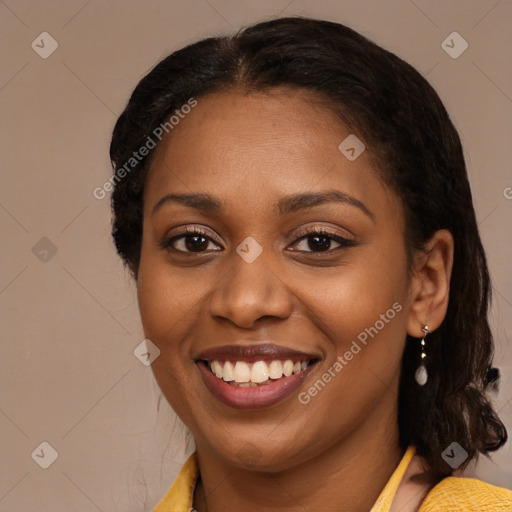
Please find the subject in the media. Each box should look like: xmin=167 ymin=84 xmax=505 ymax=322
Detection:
xmin=159 ymin=226 xmax=356 ymax=255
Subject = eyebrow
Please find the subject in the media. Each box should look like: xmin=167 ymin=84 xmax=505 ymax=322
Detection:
xmin=151 ymin=190 xmax=375 ymax=221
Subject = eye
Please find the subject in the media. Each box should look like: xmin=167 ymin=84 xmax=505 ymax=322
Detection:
xmin=160 ymin=226 xmax=356 ymax=255
xmin=160 ymin=227 xmax=223 ymax=253
xmin=288 ymin=228 xmax=356 ymax=253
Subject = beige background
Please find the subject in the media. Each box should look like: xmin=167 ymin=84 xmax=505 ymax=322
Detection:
xmin=1 ymin=0 xmax=511 ymax=510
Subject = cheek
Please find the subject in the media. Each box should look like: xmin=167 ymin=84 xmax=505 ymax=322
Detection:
xmin=300 ymin=243 xmax=408 ymax=346
xmin=136 ymin=251 xmax=202 ymax=342
xmin=136 ymin=256 xmax=205 ymax=424
xmin=293 ymin=258 xmax=408 ymax=440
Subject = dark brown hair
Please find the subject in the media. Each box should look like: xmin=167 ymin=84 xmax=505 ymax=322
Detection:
xmin=109 ymin=16 xmax=507 ymax=486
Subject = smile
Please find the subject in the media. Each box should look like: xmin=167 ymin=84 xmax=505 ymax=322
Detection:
xmin=208 ymin=359 xmax=310 ymax=386
xmin=195 ymin=344 xmax=320 ymax=409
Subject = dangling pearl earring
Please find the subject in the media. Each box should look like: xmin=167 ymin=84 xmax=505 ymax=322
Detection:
xmin=414 ymin=325 xmax=429 ymax=386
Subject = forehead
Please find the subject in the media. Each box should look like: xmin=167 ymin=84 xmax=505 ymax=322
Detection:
xmin=144 ymin=89 xmax=400 ymax=225
xmin=148 ymin=88 xmax=348 ymax=178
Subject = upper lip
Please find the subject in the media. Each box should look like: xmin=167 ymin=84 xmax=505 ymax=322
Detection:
xmin=195 ymin=343 xmax=319 ymax=363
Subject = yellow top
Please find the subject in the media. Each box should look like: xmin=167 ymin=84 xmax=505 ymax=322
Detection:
xmin=153 ymin=446 xmax=512 ymax=511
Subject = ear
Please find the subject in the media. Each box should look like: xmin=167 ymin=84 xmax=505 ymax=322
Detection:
xmin=406 ymin=229 xmax=454 ymax=337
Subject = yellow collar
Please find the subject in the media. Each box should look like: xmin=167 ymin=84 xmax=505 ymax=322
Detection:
xmin=153 ymin=446 xmax=417 ymax=512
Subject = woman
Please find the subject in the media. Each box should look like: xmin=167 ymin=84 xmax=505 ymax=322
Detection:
xmin=109 ymin=16 xmax=512 ymax=512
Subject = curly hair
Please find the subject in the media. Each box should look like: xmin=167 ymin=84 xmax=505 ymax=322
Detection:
xmin=109 ymin=16 xmax=507 ymax=486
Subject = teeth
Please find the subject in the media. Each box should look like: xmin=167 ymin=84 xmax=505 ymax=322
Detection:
xmin=283 ymin=360 xmax=294 ymax=377
xmin=208 ymin=358 xmax=311 ymax=384
xmin=223 ymin=361 xmax=235 ymax=381
xmin=269 ymin=360 xmax=283 ymax=379
xmin=212 ymin=360 xmax=223 ymax=378
xmin=251 ymin=361 xmax=270 ymax=383
xmin=234 ymin=361 xmax=252 ymax=383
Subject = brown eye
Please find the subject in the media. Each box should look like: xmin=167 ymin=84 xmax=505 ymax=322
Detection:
xmin=160 ymin=228 xmax=223 ymax=253
xmin=289 ymin=229 xmax=356 ymax=253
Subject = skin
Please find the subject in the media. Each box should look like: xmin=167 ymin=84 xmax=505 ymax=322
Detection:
xmin=137 ymin=88 xmax=454 ymax=512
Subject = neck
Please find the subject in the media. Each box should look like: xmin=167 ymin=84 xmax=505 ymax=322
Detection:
xmin=193 ymin=401 xmax=404 ymax=512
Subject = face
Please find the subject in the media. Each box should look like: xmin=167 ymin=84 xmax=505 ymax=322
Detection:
xmin=137 ymin=89 xmax=414 ymax=471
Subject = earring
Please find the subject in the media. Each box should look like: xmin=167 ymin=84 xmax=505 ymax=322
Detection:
xmin=414 ymin=325 xmax=429 ymax=386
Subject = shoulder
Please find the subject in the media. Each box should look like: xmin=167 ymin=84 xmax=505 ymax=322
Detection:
xmin=419 ymin=476 xmax=512 ymax=512
xmin=153 ymin=453 xmax=198 ymax=512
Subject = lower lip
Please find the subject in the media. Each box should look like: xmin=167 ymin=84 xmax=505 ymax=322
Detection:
xmin=196 ymin=361 xmax=318 ymax=410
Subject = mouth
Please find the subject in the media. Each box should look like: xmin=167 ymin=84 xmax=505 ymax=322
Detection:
xmin=205 ymin=358 xmax=314 ymax=386
xmin=195 ymin=344 xmax=320 ymax=409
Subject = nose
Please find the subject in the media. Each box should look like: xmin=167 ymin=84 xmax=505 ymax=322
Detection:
xmin=208 ymin=248 xmax=294 ymax=329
